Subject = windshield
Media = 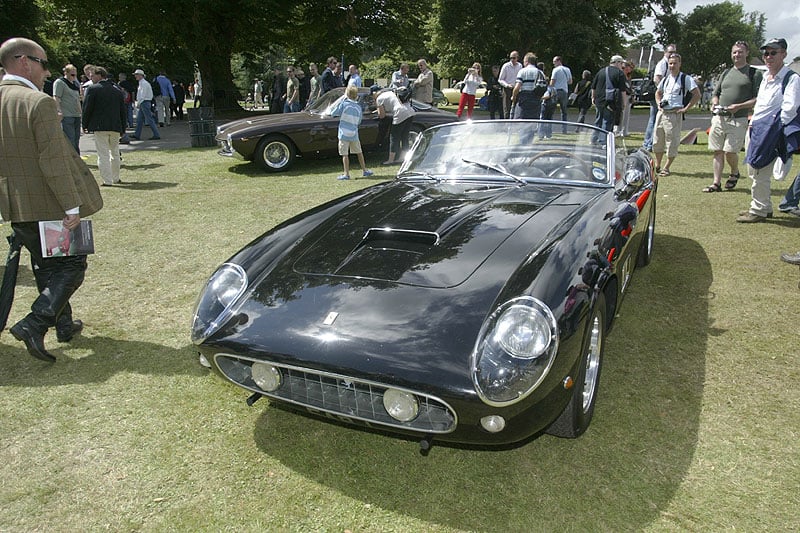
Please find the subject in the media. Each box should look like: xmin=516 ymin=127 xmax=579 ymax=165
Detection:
xmin=400 ymin=121 xmax=615 ymax=186
xmin=308 ymin=87 xmax=379 ymax=116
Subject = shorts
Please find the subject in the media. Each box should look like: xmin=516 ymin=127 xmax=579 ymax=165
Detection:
xmin=708 ymin=114 xmax=747 ymax=153
xmin=338 ymin=138 xmax=362 ymax=156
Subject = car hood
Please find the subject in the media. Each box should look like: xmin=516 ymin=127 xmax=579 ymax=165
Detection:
xmin=291 ymin=180 xmax=570 ymax=289
xmin=217 ymin=112 xmax=318 ymax=138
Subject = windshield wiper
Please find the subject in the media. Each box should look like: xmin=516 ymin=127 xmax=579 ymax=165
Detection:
xmin=461 ymin=158 xmax=526 ymax=185
xmin=398 ymin=170 xmax=439 ymax=181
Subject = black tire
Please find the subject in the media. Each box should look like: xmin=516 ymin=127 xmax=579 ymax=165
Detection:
xmin=254 ymin=134 xmax=296 ymax=172
xmin=547 ymin=293 xmax=606 ymax=438
xmin=636 ymin=195 xmax=656 ymax=267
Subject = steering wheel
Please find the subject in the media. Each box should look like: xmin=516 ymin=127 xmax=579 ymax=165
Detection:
xmin=527 ymin=149 xmax=591 ymax=177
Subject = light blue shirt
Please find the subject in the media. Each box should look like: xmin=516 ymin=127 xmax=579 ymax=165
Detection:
xmin=551 ymin=65 xmax=572 ymax=92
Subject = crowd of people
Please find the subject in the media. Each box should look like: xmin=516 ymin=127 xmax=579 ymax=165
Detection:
xmin=2 ymin=34 xmax=800 ymax=361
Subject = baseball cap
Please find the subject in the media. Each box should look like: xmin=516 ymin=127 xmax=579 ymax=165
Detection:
xmin=610 ymin=55 xmax=625 ymax=64
xmin=133 ymin=68 xmax=145 ymax=76
xmin=760 ymin=38 xmax=787 ymax=50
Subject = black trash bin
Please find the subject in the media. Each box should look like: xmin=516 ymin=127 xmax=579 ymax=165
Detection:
xmin=188 ymin=107 xmax=216 ymax=147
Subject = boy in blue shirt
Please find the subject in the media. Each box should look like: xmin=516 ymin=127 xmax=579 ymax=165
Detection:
xmin=331 ymin=85 xmax=374 ymax=180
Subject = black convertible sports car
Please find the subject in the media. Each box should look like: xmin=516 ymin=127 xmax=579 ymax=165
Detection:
xmin=193 ymin=120 xmax=657 ymax=451
xmin=216 ymin=87 xmax=455 ymax=172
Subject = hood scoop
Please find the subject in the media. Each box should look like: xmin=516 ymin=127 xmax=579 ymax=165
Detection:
xmin=293 ymin=181 xmax=563 ymax=288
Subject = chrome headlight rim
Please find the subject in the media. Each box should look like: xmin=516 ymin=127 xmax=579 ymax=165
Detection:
xmin=190 ymin=262 xmax=248 ymax=344
xmin=471 ymin=296 xmax=559 ymax=407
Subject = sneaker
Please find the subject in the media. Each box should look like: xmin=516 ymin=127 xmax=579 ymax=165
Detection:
xmin=738 ymin=209 xmax=773 ymax=218
xmin=736 ymin=212 xmax=767 ymax=223
xmin=362 ymin=169 xmax=374 ymax=177
xmin=337 ymin=174 xmax=350 ymax=180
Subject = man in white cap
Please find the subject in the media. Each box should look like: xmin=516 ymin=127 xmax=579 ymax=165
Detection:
xmin=737 ymin=38 xmax=800 ymax=222
xmin=131 ymin=68 xmax=160 ymax=140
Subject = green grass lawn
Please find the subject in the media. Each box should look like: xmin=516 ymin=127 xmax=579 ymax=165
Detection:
xmin=1 ymin=133 xmax=798 ymax=531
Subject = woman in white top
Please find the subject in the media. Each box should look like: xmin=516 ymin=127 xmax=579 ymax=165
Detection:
xmin=456 ymin=62 xmax=483 ymax=119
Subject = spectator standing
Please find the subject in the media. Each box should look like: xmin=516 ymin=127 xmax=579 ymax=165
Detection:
xmin=330 ymin=84 xmax=374 ymax=180
xmin=0 ymin=37 xmax=103 ymax=362
xmin=617 ymin=60 xmax=635 ymax=137
xmin=171 ymin=80 xmax=185 ymax=120
xmin=652 ymin=53 xmax=700 ymax=176
xmin=643 ymin=44 xmax=676 ymax=150
xmin=320 ymin=57 xmax=341 ymax=94
xmin=391 ymin=63 xmax=410 ymax=89
xmin=82 ymin=66 xmax=126 ymax=186
xmin=307 ymin=62 xmax=322 ymax=106
xmin=284 ymin=66 xmax=300 ymax=113
xmin=118 ymin=72 xmax=137 ymax=128
xmin=132 ymin=68 xmax=160 ymax=140
xmin=270 ymin=67 xmax=284 ymax=114
xmin=550 ymin=56 xmax=573 ymax=132
xmin=539 ymin=85 xmax=557 ymax=139
xmin=456 ymin=62 xmax=482 ymax=119
xmin=499 ymin=51 xmax=522 ymax=118
xmin=52 ymin=63 xmax=82 ymax=154
xmin=376 ymin=86 xmax=415 ymax=165
xmin=253 ymin=78 xmax=263 ymax=107
xmin=347 ymin=65 xmax=362 ymax=87
xmin=297 ymin=68 xmax=310 ymax=109
xmin=414 ymin=59 xmax=434 ymax=105
xmin=192 ymin=77 xmax=202 ymax=107
xmin=737 ymin=38 xmax=800 ymax=223
xmin=485 ymin=65 xmax=503 ymax=119
xmin=571 ymin=69 xmax=593 ymax=126
xmin=511 ymin=52 xmax=545 ymax=120
xmin=702 ymin=41 xmax=761 ymax=193
xmin=154 ymin=71 xmax=175 ymax=126
xmin=590 ymin=55 xmax=628 ymax=144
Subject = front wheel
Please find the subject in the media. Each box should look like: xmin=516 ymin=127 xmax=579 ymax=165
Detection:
xmin=547 ymin=293 xmax=606 ymax=438
xmin=254 ymin=134 xmax=296 ymax=172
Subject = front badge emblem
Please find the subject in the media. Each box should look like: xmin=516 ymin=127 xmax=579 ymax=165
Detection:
xmin=323 ymin=312 xmax=339 ymax=325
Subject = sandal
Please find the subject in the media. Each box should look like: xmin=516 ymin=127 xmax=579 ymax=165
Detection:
xmin=658 ymin=169 xmax=671 ymax=176
xmin=725 ymin=172 xmax=740 ymax=189
xmin=703 ymin=183 xmax=722 ymax=193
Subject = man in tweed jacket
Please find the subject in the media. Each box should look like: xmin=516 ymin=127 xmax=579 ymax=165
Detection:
xmin=0 ymin=37 xmax=103 ymax=362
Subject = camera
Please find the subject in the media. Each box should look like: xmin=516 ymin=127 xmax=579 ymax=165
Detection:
xmin=712 ymin=105 xmax=729 ymax=116
xmin=659 ymin=99 xmax=670 ymax=109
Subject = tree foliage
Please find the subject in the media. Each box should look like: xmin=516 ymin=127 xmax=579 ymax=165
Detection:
xmin=654 ymin=1 xmax=765 ymax=80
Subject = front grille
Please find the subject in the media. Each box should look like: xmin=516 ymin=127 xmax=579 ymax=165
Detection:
xmin=214 ymin=354 xmax=457 ymax=434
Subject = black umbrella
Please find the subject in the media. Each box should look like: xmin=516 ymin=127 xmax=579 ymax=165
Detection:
xmin=0 ymin=231 xmax=23 ymax=333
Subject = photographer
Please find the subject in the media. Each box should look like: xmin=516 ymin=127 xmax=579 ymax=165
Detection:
xmin=652 ymin=53 xmax=700 ymax=176
xmin=702 ymin=41 xmax=761 ymax=193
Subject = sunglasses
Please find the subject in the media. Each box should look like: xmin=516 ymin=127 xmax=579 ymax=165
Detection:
xmin=762 ymin=49 xmax=781 ymax=57
xmin=14 ymin=54 xmax=48 ymax=69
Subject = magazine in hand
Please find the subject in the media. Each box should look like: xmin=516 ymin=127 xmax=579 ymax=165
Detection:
xmin=38 ymin=219 xmax=95 ymax=257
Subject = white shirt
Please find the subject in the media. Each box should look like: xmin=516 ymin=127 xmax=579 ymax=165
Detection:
xmin=136 ymin=78 xmax=154 ymax=103
xmin=660 ymin=72 xmax=697 ymax=109
xmin=751 ymin=65 xmax=800 ymax=125
xmin=1 ymin=73 xmax=39 ymax=91
xmin=550 ymin=65 xmax=572 ymax=92
xmin=499 ymin=60 xmax=522 ymax=88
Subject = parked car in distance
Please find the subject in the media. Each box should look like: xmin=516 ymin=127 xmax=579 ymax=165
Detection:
xmin=630 ymin=78 xmax=652 ymax=107
xmin=192 ymin=120 xmax=658 ymax=452
xmin=216 ymin=87 xmax=456 ymax=172
xmin=440 ymin=81 xmax=488 ymax=105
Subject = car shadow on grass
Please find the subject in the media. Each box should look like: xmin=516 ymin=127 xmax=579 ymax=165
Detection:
xmin=251 ymin=234 xmax=712 ymax=531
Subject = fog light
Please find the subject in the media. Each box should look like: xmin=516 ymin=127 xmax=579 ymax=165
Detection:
xmin=480 ymin=415 xmax=506 ymax=433
xmin=383 ymin=389 xmax=419 ymax=422
xmin=251 ymin=363 xmax=281 ymax=392
xmin=198 ymin=353 xmax=211 ymax=368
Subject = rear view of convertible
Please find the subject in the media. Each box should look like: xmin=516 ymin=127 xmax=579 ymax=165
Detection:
xmin=193 ymin=120 xmax=657 ymax=452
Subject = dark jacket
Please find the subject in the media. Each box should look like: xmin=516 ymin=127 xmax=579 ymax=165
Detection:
xmin=82 ymin=79 xmax=126 ymax=134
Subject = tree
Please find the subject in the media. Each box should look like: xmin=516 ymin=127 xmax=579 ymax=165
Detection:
xmin=655 ymin=2 xmax=764 ymax=80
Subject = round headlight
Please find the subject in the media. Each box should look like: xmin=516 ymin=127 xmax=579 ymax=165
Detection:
xmin=494 ymin=304 xmax=552 ymax=359
xmin=251 ymin=362 xmax=282 ymax=392
xmin=383 ymin=388 xmax=419 ymax=422
xmin=191 ymin=263 xmax=247 ymax=344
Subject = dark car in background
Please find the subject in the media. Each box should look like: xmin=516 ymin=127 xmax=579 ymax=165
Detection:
xmin=193 ymin=120 xmax=657 ymax=451
xmin=216 ymin=87 xmax=455 ymax=172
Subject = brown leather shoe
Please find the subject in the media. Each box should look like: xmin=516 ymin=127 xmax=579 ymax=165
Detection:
xmin=736 ymin=212 xmax=767 ymax=223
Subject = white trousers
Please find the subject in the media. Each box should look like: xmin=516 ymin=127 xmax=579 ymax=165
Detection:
xmin=94 ymin=131 xmax=120 ymax=184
